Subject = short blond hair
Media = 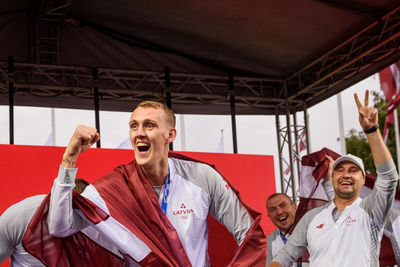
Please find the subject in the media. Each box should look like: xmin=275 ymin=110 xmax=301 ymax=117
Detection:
xmin=136 ymin=101 xmax=176 ymax=127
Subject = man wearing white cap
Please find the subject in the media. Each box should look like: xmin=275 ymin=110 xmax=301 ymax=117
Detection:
xmin=269 ymin=90 xmax=398 ymax=267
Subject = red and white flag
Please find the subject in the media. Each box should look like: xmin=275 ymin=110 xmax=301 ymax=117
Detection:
xmin=380 ymin=62 xmax=400 ymax=142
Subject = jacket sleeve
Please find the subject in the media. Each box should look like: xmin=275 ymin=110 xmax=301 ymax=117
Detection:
xmin=47 ymin=166 xmax=89 ymax=237
xmin=204 ymin=165 xmax=267 ymax=266
xmin=272 ymin=212 xmax=309 ymax=266
xmin=361 ymin=159 xmax=398 ymax=229
xmin=266 ymin=233 xmax=273 ymax=266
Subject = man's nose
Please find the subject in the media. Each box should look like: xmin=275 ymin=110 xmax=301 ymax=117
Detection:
xmin=342 ymin=169 xmax=351 ymax=177
xmin=136 ymin=125 xmax=146 ymax=136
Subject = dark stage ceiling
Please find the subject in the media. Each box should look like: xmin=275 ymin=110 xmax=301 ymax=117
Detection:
xmin=0 ymin=0 xmax=399 ymax=115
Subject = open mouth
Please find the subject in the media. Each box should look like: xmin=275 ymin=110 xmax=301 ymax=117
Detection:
xmin=338 ymin=180 xmax=354 ymax=190
xmin=137 ymin=143 xmax=150 ymax=152
xmin=278 ymin=216 xmax=288 ymax=222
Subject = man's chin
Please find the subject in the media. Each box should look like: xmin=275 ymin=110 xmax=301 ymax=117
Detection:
xmin=135 ymin=156 xmax=150 ymax=167
xmin=278 ymin=224 xmax=290 ymax=232
xmin=336 ymin=190 xmax=356 ymax=199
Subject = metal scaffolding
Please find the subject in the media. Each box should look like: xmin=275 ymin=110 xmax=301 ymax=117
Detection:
xmin=275 ymin=104 xmax=310 ymax=201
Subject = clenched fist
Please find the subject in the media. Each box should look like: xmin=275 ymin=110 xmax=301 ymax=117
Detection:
xmin=62 ymin=125 xmax=100 ymax=168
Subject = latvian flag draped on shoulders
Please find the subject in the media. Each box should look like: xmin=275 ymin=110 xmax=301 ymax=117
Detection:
xmin=22 ymin=153 xmax=266 ymax=267
xmin=296 ymin=148 xmax=400 ymax=266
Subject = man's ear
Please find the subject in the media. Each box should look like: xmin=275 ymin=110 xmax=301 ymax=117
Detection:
xmin=166 ymin=128 xmax=177 ymax=144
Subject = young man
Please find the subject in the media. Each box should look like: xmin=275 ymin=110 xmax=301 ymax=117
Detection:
xmin=47 ymin=101 xmax=267 ymax=266
xmin=269 ymin=91 xmax=398 ymax=266
xmin=266 ymin=193 xmax=299 ymax=266
xmin=266 ymin=179 xmax=334 ymax=266
xmin=323 ymin=155 xmax=400 ymax=265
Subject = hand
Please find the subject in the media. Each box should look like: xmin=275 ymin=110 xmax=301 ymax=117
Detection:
xmin=62 ymin=125 xmax=99 ymax=167
xmin=354 ymin=90 xmax=378 ymax=130
xmin=323 ymin=155 xmax=334 ymax=182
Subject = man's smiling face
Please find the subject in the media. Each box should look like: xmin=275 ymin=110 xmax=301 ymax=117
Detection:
xmin=267 ymin=194 xmax=297 ymax=232
xmin=332 ymin=161 xmax=365 ymax=200
xmin=129 ymin=107 xmax=175 ymax=168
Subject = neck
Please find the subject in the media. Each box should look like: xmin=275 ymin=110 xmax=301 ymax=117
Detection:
xmin=141 ymin=160 xmax=169 ymax=186
xmin=333 ymin=195 xmax=358 ymax=211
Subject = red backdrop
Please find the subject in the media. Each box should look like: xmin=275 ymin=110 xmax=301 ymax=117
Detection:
xmin=0 ymin=144 xmax=277 ymax=266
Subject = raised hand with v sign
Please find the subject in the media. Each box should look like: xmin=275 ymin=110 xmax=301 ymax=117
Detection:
xmin=354 ymin=90 xmax=378 ymax=131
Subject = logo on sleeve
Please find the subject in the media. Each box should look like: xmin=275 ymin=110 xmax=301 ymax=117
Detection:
xmin=221 ymin=178 xmax=230 ymax=189
xmin=224 ymin=181 xmax=230 ymax=189
xmin=316 ymin=223 xmax=324 ymax=229
xmin=173 ymin=203 xmax=194 ymax=220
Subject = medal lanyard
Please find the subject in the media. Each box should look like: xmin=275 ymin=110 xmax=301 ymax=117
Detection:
xmin=279 ymin=231 xmax=287 ymax=244
xmin=160 ymin=168 xmax=170 ymax=215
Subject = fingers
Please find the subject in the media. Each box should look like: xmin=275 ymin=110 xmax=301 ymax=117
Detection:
xmin=371 ymin=108 xmax=378 ymax=120
xmin=326 ymin=155 xmax=334 ymax=164
xmin=78 ymin=126 xmax=99 ymax=146
xmin=86 ymin=130 xmax=98 ymax=143
xmin=354 ymin=90 xmax=378 ymax=130
xmin=354 ymin=90 xmax=370 ymax=109
xmin=358 ymin=108 xmax=365 ymax=118
xmin=364 ymin=90 xmax=369 ymax=107
xmin=366 ymin=107 xmax=377 ymax=120
xmin=88 ymin=132 xmax=100 ymax=146
xmin=323 ymin=155 xmax=334 ymax=181
xmin=63 ymin=125 xmax=99 ymax=166
xmin=66 ymin=125 xmax=99 ymax=153
xmin=354 ymin=93 xmax=362 ymax=109
xmin=77 ymin=125 xmax=98 ymax=138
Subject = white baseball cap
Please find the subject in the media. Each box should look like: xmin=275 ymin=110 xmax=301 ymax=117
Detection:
xmin=332 ymin=154 xmax=365 ymax=176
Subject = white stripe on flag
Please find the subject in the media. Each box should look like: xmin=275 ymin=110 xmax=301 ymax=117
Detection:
xmin=299 ymin=165 xmax=329 ymax=200
xmin=81 ymin=185 xmax=151 ymax=261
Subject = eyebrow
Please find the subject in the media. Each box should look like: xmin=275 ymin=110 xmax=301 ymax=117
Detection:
xmin=129 ymin=119 xmax=157 ymax=126
xmin=128 ymin=120 xmax=137 ymax=127
xmin=335 ymin=165 xmax=360 ymax=171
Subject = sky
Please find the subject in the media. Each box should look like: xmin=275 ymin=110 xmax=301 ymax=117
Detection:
xmin=0 ymin=73 xmax=383 ymax=191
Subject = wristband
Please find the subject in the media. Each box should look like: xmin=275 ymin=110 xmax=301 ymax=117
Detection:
xmin=364 ymin=125 xmax=378 ymax=134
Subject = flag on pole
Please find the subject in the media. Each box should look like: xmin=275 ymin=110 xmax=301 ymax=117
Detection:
xmin=294 ymin=147 xmax=398 ymax=265
xmin=380 ymin=62 xmax=400 ymax=142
